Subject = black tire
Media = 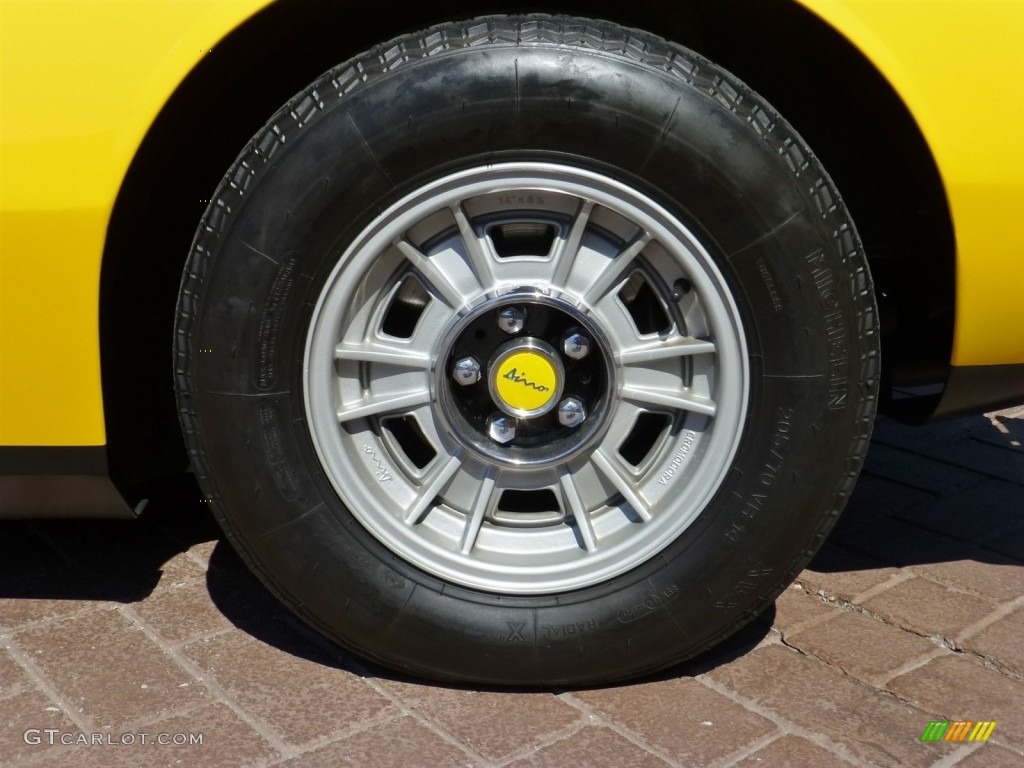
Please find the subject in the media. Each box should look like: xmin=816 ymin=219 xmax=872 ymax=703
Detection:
xmin=175 ymin=15 xmax=878 ymax=685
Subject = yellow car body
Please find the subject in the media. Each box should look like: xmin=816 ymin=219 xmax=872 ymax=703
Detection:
xmin=1 ymin=0 xmax=1023 ymax=514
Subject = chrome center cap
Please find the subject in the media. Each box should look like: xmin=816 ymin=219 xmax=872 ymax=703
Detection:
xmin=489 ymin=338 xmax=564 ymax=418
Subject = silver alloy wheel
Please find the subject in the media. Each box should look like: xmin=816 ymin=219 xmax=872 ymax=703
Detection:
xmin=304 ymin=163 xmax=749 ymax=594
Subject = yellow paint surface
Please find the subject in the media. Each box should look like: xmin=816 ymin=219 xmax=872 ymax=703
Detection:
xmin=1 ymin=1 xmax=1022 ymax=445
xmin=797 ymin=0 xmax=1024 ymax=367
xmin=0 ymin=0 xmax=271 ymax=444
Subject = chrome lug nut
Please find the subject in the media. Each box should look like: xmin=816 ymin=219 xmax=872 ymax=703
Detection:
xmin=563 ymin=332 xmax=590 ymax=360
xmin=497 ymin=306 xmax=526 ymax=334
xmin=557 ymin=397 xmax=586 ymax=428
xmin=452 ymin=356 xmax=481 ymax=386
xmin=488 ymin=415 xmax=517 ymax=444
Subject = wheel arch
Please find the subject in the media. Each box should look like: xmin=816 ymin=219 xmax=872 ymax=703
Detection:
xmin=98 ymin=0 xmax=953 ymax=495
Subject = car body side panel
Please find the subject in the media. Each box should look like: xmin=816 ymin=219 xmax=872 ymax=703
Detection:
xmin=795 ymin=0 xmax=1024 ymax=369
xmin=0 ymin=0 xmax=271 ymax=445
xmin=1 ymin=0 xmax=1022 ymax=450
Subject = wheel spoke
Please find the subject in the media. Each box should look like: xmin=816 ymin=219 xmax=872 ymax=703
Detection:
xmin=559 ymin=471 xmax=597 ymax=552
xmin=580 ymin=232 xmax=651 ymax=305
xmin=452 ymin=202 xmax=496 ymax=292
xmin=337 ymin=388 xmax=431 ymax=423
xmin=617 ymin=335 xmax=716 ymax=365
xmin=395 ymin=239 xmax=467 ymax=310
xmin=620 ymin=384 xmax=717 ymax=417
xmin=549 ymin=199 xmax=594 ymax=287
xmin=334 ymin=341 xmax=432 ymax=368
xmin=591 ymin=449 xmax=652 ymax=522
xmin=405 ymin=452 xmax=463 ymax=525
xmin=460 ymin=467 xmax=497 ymax=554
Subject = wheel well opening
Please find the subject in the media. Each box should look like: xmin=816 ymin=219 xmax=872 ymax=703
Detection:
xmin=100 ymin=0 xmax=953 ymax=493
xmin=662 ymin=0 xmax=955 ymax=422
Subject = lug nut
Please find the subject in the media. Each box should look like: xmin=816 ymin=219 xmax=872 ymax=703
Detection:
xmin=563 ymin=332 xmax=590 ymax=360
xmin=557 ymin=397 xmax=586 ymax=428
xmin=452 ymin=356 xmax=481 ymax=386
xmin=497 ymin=307 xmax=526 ymax=334
xmin=488 ymin=415 xmax=517 ymax=443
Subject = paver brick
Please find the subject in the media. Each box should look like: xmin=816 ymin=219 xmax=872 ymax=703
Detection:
xmin=506 ymin=726 xmax=670 ymax=768
xmin=765 ymin=584 xmax=842 ymax=636
xmin=910 ymin=555 xmax=1024 ymax=603
xmin=376 ymin=680 xmax=583 ymax=763
xmin=733 ymin=734 xmax=855 ymax=767
xmin=278 ymin=716 xmax=476 ymax=767
xmin=1 ymin=407 xmax=1022 ymax=767
xmin=21 ymin=702 xmax=280 ymax=768
xmin=869 ymin=413 xmax=980 ymax=449
xmin=788 ymin=610 xmax=940 ymax=683
xmin=888 ymin=654 xmax=1024 ymax=750
xmin=961 ymin=607 xmax=1024 ymax=677
xmin=183 ymin=629 xmax=397 ymax=748
xmin=839 ymin=516 xmax=974 ymax=572
xmin=952 ymin=742 xmax=1024 ymax=767
xmin=838 ymin=472 xmax=934 ymax=526
xmin=14 ymin=607 xmax=208 ymax=729
xmin=0 ymin=690 xmax=80 ymax=764
xmin=0 ymin=532 xmax=201 ymax=635
xmin=862 ymin=442 xmax=988 ymax=496
xmin=142 ymin=701 xmax=278 ymax=767
xmin=0 ymin=587 xmax=103 ymax=633
xmin=186 ymin=539 xmax=220 ymax=568
xmin=0 ymin=650 xmax=32 ymax=700
xmin=798 ymin=546 xmax=902 ymax=602
xmin=708 ymin=644 xmax=945 ymax=767
xmin=572 ymin=677 xmax=777 ymax=766
xmin=980 ymin=524 xmax=1024 ymax=562
xmin=152 ymin=550 xmax=211 ymax=583
xmin=896 ymin=480 xmax=1024 ymax=544
xmin=131 ymin=576 xmax=234 ymax=646
xmin=923 ymin=435 xmax=1024 ymax=487
xmin=861 ymin=576 xmax=996 ymax=640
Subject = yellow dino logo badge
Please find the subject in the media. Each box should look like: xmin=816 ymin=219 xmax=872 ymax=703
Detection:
xmin=494 ymin=351 xmax=558 ymax=414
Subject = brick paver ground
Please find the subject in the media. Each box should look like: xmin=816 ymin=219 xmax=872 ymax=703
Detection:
xmin=1 ymin=406 xmax=1022 ymax=767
